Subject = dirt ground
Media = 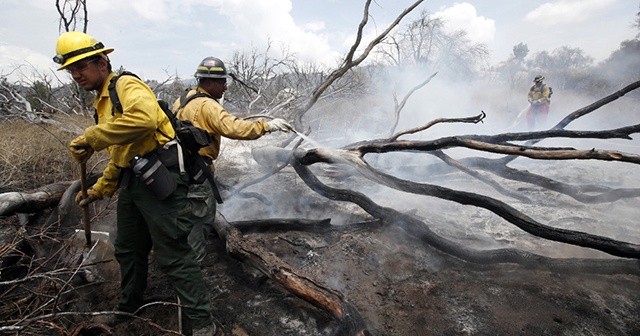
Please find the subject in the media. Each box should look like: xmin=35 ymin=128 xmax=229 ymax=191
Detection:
xmin=84 ymin=216 xmax=640 ymax=336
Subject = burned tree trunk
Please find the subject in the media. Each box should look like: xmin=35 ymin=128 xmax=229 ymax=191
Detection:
xmin=0 ymin=182 xmax=73 ymax=217
xmin=212 ymin=212 xmax=371 ymax=335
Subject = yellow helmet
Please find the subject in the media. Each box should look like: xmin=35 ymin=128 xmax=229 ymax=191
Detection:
xmin=53 ymin=32 xmax=114 ymax=70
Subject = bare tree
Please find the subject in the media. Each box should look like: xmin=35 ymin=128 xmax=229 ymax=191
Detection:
xmin=55 ymin=0 xmax=88 ymax=33
xmin=226 ymin=41 xmax=300 ymax=118
xmin=376 ymin=10 xmax=489 ymax=80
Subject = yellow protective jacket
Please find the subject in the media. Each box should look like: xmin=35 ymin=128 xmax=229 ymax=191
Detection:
xmin=84 ymin=72 xmax=175 ymax=197
xmin=527 ymin=84 xmax=551 ymax=105
xmin=173 ymin=88 xmax=269 ymax=161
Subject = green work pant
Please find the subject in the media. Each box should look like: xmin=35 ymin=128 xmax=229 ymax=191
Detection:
xmin=115 ymin=167 xmax=212 ymax=329
xmin=187 ymin=181 xmax=217 ymax=264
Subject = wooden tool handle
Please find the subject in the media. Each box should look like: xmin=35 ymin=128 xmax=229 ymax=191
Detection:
xmin=80 ymin=162 xmax=92 ymax=246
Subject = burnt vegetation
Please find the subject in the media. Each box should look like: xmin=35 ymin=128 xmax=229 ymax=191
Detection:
xmin=1 ymin=0 xmax=640 ymax=335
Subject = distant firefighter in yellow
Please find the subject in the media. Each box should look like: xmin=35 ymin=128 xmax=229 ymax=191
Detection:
xmin=526 ymin=75 xmax=552 ymax=129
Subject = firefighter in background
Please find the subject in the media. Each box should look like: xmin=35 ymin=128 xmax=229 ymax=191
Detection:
xmin=526 ymin=75 xmax=551 ymax=129
xmin=174 ymin=56 xmax=293 ymax=266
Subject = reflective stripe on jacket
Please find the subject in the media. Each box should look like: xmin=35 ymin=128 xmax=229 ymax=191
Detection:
xmin=85 ymin=72 xmax=175 ymax=196
xmin=173 ymin=88 xmax=269 ymax=161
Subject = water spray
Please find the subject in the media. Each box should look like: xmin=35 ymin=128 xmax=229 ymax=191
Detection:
xmin=292 ymin=128 xmax=325 ymax=149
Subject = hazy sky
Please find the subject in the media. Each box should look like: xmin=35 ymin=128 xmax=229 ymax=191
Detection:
xmin=0 ymin=0 xmax=637 ymax=82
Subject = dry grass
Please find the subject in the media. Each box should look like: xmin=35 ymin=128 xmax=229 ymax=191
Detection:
xmin=0 ymin=115 xmax=107 ymax=193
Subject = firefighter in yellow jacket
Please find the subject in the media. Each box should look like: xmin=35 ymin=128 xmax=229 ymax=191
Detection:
xmin=173 ymin=56 xmax=293 ymax=265
xmin=526 ymin=75 xmax=551 ymax=129
xmin=55 ymin=32 xmax=220 ymax=335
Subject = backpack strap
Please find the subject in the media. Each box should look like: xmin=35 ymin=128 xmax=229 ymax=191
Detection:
xmin=174 ymin=89 xmax=210 ymax=113
xmin=157 ymin=99 xmax=179 ymax=129
xmin=193 ymin=156 xmax=223 ymax=204
xmin=156 ymin=100 xmax=177 ymax=142
xmin=154 ymin=100 xmax=189 ymax=175
xmin=107 ymin=76 xmax=119 ymax=116
xmin=173 ymin=89 xmax=223 ymax=204
xmin=108 ymin=71 xmax=140 ymax=116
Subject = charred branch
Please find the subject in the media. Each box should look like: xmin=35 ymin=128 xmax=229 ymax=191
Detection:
xmin=388 ymin=110 xmax=485 ymax=142
xmin=345 ymin=125 xmax=640 ymax=156
xmin=389 ymin=72 xmax=438 ymax=136
xmin=462 ymin=157 xmax=640 ymax=204
xmin=291 ymin=147 xmax=640 ymax=260
xmin=0 ymin=182 xmax=73 ymax=217
xmin=553 ymin=80 xmax=640 ymax=131
xmin=430 ymin=150 xmax=531 ymax=202
xmin=291 ymin=160 xmax=640 ymax=275
xmin=212 ymin=212 xmax=371 ymax=335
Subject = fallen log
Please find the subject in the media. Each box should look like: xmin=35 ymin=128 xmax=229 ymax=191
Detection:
xmin=0 ymin=182 xmax=73 ymax=217
xmin=213 ymin=212 xmax=371 ymax=335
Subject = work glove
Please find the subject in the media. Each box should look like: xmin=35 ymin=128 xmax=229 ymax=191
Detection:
xmin=267 ymin=118 xmax=294 ymax=133
xmin=69 ymin=135 xmax=95 ymax=163
xmin=75 ymin=188 xmax=103 ymax=207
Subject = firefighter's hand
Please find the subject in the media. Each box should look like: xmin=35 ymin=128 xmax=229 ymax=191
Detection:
xmin=69 ymin=135 xmax=95 ymax=163
xmin=75 ymin=188 xmax=103 ymax=207
xmin=267 ymin=118 xmax=294 ymax=133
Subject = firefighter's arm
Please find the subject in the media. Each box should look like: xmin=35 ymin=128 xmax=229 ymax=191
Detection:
xmin=204 ymin=102 xmax=269 ymax=139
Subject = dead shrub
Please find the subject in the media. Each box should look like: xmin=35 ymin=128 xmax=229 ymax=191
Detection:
xmin=0 ymin=116 xmax=107 ymax=193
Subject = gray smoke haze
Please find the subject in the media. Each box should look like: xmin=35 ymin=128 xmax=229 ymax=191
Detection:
xmin=215 ymin=49 xmax=640 ymax=259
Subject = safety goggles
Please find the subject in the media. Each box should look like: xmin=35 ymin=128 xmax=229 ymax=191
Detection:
xmin=64 ymin=58 xmax=99 ymax=74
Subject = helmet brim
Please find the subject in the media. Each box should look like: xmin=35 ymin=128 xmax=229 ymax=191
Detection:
xmin=57 ymin=48 xmax=114 ymax=70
